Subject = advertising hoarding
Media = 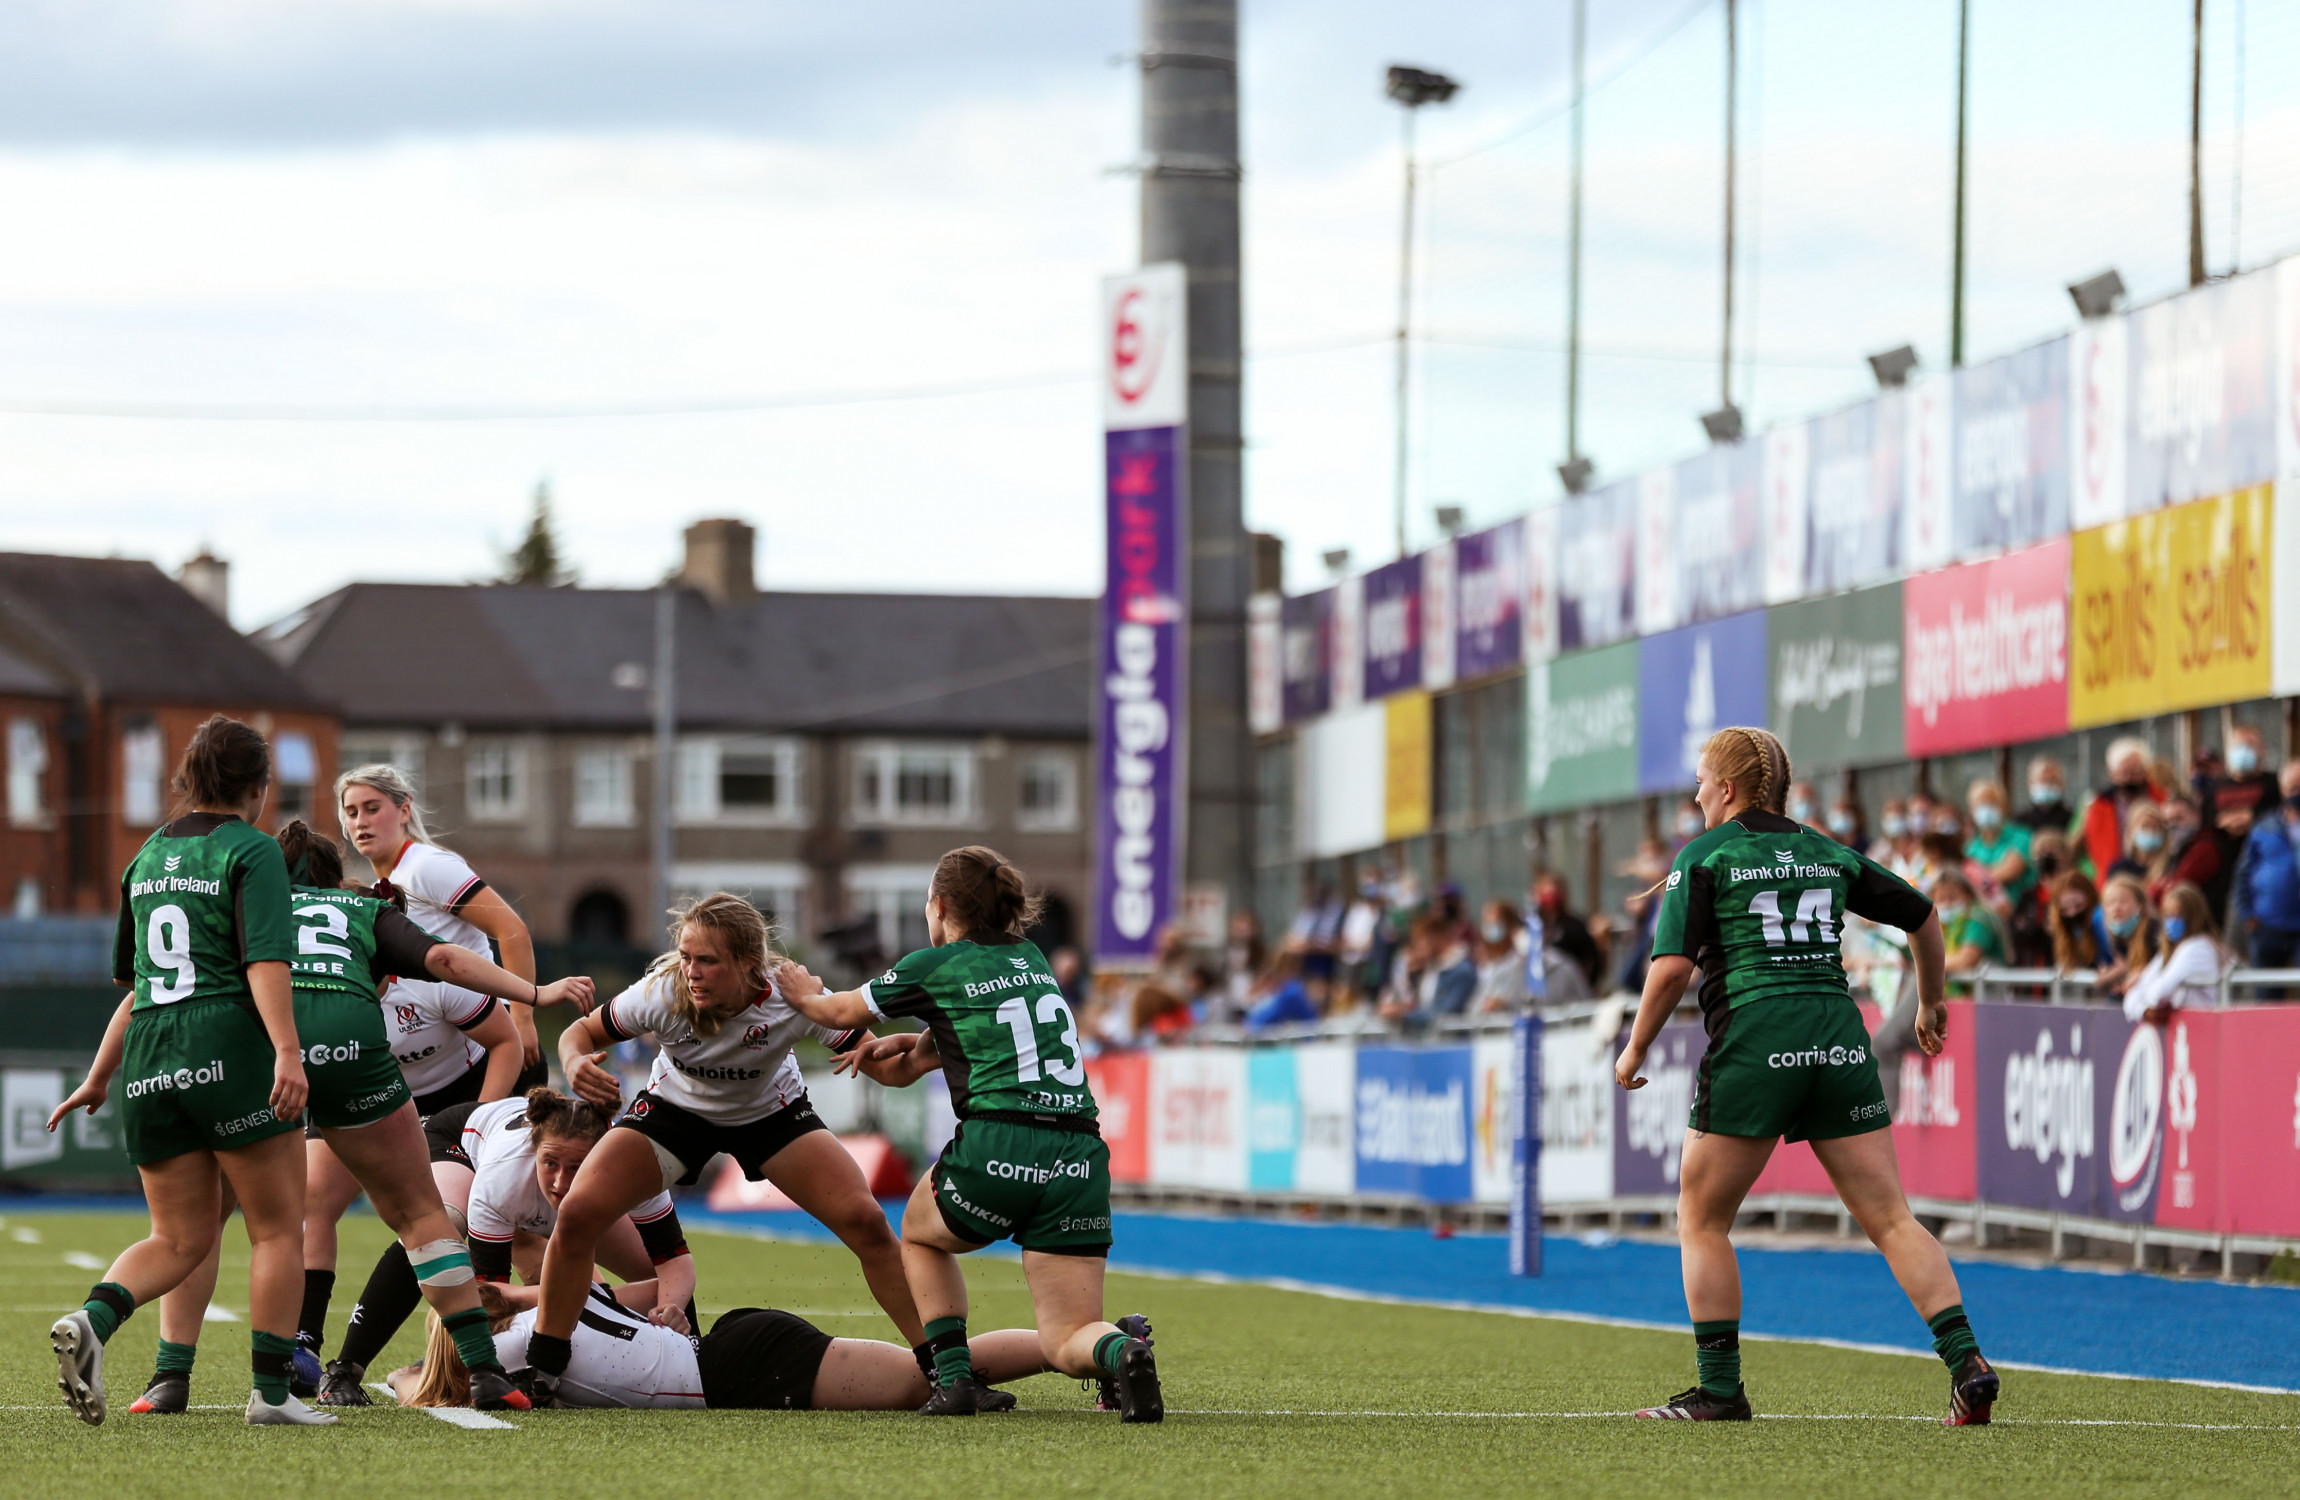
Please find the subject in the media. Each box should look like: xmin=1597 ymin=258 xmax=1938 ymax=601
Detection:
xmin=1806 ymin=396 xmax=1904 ymax=592
xmin=1362 ymin=555 xmax=1423 ymax=700
xmin=1280 ymin=588 xmax=1333 ymax=725
xmin=1148 ymin=1046 xmax=1248 ymax=1192
xmin=2127 ymin=271 xmax=2277 ymax=512
xmin=1292 ymin=1042 xmax=1358 ymax=1196
xmin=1525 ymin=641 xmax=1641 ymax=813
xmin=1454 ymin=518 xmax=1525 ymax=680
xmin=2069 ymin=313 xmax=2130 ymax=528
xmin=1247 ymin=592 xmax=1282 ymax=736
xmin=1954 ymin=337 xmax=2071 ymax=559
xmin=1767 ymin=582 xmax=1905 ymax=773
xmin=1354 ymin=1045 xmax=1474 ymax=1204
xmin=1903 ymin=372 xmax=1956 ymax=572
xmin=1638 ymin=611 xmax=1768 ymax=794
xmin=1902 ymin=538 xmax=2070 ymax=757
xmin=1086 ymin=1050 xmax=1151 ymax=1183
xmin=1421 ymin=538 xmax=1457 ymax=691
xmin=1674 ymin=442 xmax=1766 ymax=621
xmin=1557 ymin=481 xmax=1637 ymax=650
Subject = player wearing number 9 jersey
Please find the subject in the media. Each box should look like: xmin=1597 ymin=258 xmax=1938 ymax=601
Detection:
xmin=779 ymin=847 xmax=1161 ymax=1422
xmin=1616 ymin=727 xmax=1995 ymax=1428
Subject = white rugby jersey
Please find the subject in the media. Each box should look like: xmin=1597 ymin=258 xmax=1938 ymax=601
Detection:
xmin=597 ymin=971 xmax=862 ymax=1126
xmin=379 ymin=980 xmax=494 ymax=1097
xmin=380 ymin=840 xmax=502 ymax=1054
xmin=494 ymin=1287 xmax=704 ymax=1409
xmin=460 ymin=1098 xmax=678 ymax=1260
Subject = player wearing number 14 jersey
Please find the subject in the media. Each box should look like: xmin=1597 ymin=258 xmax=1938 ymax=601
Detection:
xmin=780 ymin=846 xmax=1161 ymax=1422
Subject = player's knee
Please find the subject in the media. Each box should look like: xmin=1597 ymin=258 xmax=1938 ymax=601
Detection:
xmin=407 ymin=1238 xmax=475 ymax=1289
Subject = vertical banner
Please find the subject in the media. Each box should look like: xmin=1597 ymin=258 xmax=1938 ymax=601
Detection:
xmin=1674 ymin=442 xmax=1766 ymax=620
xmin=1247 ymin=1048 xmax=1299 ymax=1192
xmin=1382 ymin=690 xmax=1432 ymax=841
xmin=1903 ymin=371 xmax=1956 ymax=571
xmin=1638 ymin=611 xmax=1768 ymax=793
xmin=1761 ymin=421 xmax=1810 ymax=604
xmin=1085 ymin=1051 xmax=1151 ymax=1183
xmin=1635 ymin=465 xmax=1680 ymax=636
xmin=1508 ymin=1016 xmax=1544 ymax=1277
xmin=2069 ymin=314 xmax=2130 ymax=528
xmin=1522 ymin=505 xmax=1561 ymax=664
xmin=1557 ymin=481 xmax=1637 ymax=649
xmin=1902 ymin=538 xmax=2070 ymax=757
xmin=1767 ymin=582 xmax=1906 ymax=774
xmin=1280 ymin=588 xmax=1334 ymax=724
xmin=1246 ymin=592 xmax=1283 ymax=736
xmin=2274 ymin=258 xmax=2300 ymax=696
xmin=1806 ymin=396 xmax=1904 ymax=593
xmin=1421 ymin=539 xmax=1458 ymax=691
xmin=1094 ymin=264 xmax=1188 ymax=966
xmin=2127 ymin=271 xmax=2277 ymax=512
xmin=1361 ymin=556 xmax=1423 ymax=700
xmin=1953 ymin=338 xmax=2070 ymax=560
xmin=1525 ymin=641 xmax=1641 ymax=813
xmin=2069 ymin=487 xmax=2274 ymax=727
xmin=1454 ymin=519 xmax=1525 ymax=680
xmin=1331 ymin=574 xmax=1365 ymax=709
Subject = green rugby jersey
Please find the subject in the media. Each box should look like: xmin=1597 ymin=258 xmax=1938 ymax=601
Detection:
xmin=1651 ymin=808 xmax=1932 ymax=1019
xmin=287 ymin=884 xmax=446 ymax=1003
xmin=113 ymin=813 xmax=296 ymax=1013
xmin=862 ymin=939 xmax=1096 ymax=1121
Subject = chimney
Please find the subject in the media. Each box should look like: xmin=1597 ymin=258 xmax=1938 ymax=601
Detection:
xmin=179 ymin=550 xmax=231 ymax=619
xmin=679 ymin=518 xmax=757 ymax=606
xmin=1249 ymin=532 xmax=1284 ymax=595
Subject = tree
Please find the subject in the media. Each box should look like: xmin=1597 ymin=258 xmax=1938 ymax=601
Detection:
xmin=501 ymin=481 xmax=574 ymax=587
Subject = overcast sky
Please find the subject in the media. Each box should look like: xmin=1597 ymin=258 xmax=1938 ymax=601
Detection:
xmin=3 ymin=0 xmax=2297 ymax=627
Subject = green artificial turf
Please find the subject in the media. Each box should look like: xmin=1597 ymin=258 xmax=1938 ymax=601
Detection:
xmin=1 ymin=1211 xmax=2294 ymax=1499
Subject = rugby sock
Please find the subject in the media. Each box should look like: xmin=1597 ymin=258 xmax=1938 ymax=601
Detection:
xmin=80 ymin=1282 xmax=135 ymax=1344
xmin=1927 ymin=1305 xmax=1980 ymax=1372
xmin=441 ymin=1306 xmax=502 ymax=1374
xmin=251 ymin=1330 xmax=296 ymax=1405
xmin=156 ymin=1339 xmax=198 ymax=1377
xmin=923 ymin=1316 xmax=972 ymax=1388
xmin=1092 ymin=1331 xmax=1130 ymax=1380
xmin=1693 ymin=1320 xmax=1741 ymax=1398
xmin=525 ymin=1332 xmax=572 ymax=1378
xmin=296 ymin=1270 xmax=335 ymax=1354
xmin=335 ymin=1243 xmax=422 ymax=1373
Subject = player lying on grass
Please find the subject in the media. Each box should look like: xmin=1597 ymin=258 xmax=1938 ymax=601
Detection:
xmin=387 ymin=1280 xmax=1056 ymax=1412
xmin=1616 ymin=726 xmax=1997 ymax=1426
xmin=318 ymin=1086 xmax=696 ymax=1405
xmin=517 ymin=893 xmax=923 ymax=1406
xmin=775 ymin=845 xmax=1163 ymax=1422
xmin=118 ymin=819 xmax=592 ymax=1415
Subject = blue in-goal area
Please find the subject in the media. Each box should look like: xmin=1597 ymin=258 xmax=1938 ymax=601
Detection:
xmin=689 ymin=1205 xmax=2300 ymax=1394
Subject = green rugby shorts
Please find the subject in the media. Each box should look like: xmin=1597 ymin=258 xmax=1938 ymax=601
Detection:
xmin=1689 ymin=993 xmax=1891 ymax=1143
xmin=931 ymin=1117 xmax=1113 ymax=1255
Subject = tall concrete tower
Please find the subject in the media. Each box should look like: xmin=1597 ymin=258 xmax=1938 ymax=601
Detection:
xmin=1140 ymin=0 xmax=1250 ymax=933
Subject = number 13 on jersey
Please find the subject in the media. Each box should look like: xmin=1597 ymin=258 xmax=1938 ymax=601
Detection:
xmin=996 ymin=992 xmax=1086 ymax=1087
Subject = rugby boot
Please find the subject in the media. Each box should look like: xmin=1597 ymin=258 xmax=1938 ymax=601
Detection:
xmin=1946 ymin=1354 xmax=1998 ymax=1426
xmin=974 ymin=1378 xmax=1018 ymax=1414
xmin=290 ymin=1346 xmax=323 ymax=1399
xmin=316 ymin=1358 xmax=372 ymax=1407
xmin=246 ymin=1390 xmax=338 ymax=1425
xmin=510 ymin=1366 xmax=563 ymax=1409
xmin=1635 ymin=1384 xmax=1753 ymax=1420
xmin=129 ymin=1371 xmax=189 ymax=1415
xmin=918 ymin=1375 xmax=984 ymax=1415
xmin=1095 ymin=1314 xmax=1155 ymax=1411
xmin=1113 ymin=1336 xmax=1163 ymax=1424
xmin=470 ymin=1365 xmax=534 ymax=1412
xmin=50 ymin=1310 xmax=106 ymax=1427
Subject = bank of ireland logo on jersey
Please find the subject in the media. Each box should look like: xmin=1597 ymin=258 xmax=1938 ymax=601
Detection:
xmin=164 ymin=854 xmax=182 ymax=872
xmin=1009 ymin=957 xmax=1030 ymax=970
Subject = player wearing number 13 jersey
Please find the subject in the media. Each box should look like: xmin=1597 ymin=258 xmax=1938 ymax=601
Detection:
xmin=780 ymin=847 xmax=1161 ymax=1422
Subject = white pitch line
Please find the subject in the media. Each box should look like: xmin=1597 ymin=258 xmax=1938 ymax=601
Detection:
xmin=420 ymin=1406 xmax=517 ymax=1430
xmin=1169 ymin=1409 xmax=2300 ymax=1431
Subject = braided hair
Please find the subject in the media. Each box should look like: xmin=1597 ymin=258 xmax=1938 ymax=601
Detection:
xmin=1701 ymin=726 xmax=1792 ymax=816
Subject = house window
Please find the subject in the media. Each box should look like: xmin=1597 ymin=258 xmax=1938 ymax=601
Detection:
xmin=844 ymin=865 xmax=938 ymax=958
xmin=121 ymin=720 xmax=164 ymax=825
xmin=467 ymin=742 xmax=525 ymax=821
xmin=852 ymin=742 xmax=975 ymax=826
xmin=7 ymin=716 xmax=48 ymax=827
xmin=676 ymin=737 xmax=801 ymax=824
xmin=1016 ymin=753 xmax=1078 ymax=832
xmin=340 ymin=737 xmax=425 ymax=795
xmin=574 ymin=747 xmax=635 ymax=827
xmin=273 ymin=731 xmax=317 ymax=823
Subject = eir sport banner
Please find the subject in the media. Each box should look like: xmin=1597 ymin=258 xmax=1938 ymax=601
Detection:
xmin=1095 ymin=265 xmax=1189 ymax=966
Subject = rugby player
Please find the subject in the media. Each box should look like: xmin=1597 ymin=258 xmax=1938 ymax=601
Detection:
xmin=776 ymin=846 xmax=1163 ymax=1422
xmin=1616 ymin=727 xmax=1997 ymax=1425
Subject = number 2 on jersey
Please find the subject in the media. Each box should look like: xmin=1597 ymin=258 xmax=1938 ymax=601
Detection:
xmin=147 ymin=903 xmax=199 ymax=1003
xmin=295 ymin=902 xmax=354 ymax=959
xmin=996 ymin=993 xmax=1087 ymax=1087
xmin=1748 ymin=887 xmax=1837 ymax=945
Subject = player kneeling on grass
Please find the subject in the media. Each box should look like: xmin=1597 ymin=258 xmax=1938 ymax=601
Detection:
xmin=776 ymin=845 xmax=1162 ymax=1422
xmin=388 ymin=1280 xmax=1053 ymax=1412
xmin=1616 ymin=727 xmax=1997 ymax=1426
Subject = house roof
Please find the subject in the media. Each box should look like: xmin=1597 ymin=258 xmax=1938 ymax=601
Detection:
xmin=260 ymin=582 xmax=1093 ymax=737
xmin=0 ymin=553 xmax=324 ymax=709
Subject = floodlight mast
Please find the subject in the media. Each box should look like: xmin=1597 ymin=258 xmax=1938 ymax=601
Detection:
xmin=1385 ymin=65 xmax=1461 ymax=560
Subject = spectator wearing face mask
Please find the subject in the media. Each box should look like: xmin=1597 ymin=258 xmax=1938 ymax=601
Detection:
xmin=2112 ymin=801 xmax=2169 ymax=885
xmin=1872 ymin=797 xmax=1913 ymax=866
xmin=1932 ymin=870 xmax=2005 ymax=994
xmin=2095 ymin=872 xmax=2157 ymax=997
xmin=2015 ymin=756 xmax=2072 ymax=835
xmin=2122 ymin=883 xmax=2231 ymax=1024
xmin=2229 ymin=761 xmax=2300 ymax=970
xmin=2081 ymin=737 xmax=2163 ymax=880
xmin=1669 ymin=797 xmax=1704 ymax=848
xmin=2198 ymin=727 xmax=2281 ymax=842
xmin=1786 ymin=780 xmax=1822 ymax=829
xmin=1531 ymin=872 xmax=1602 ymax=991
xmin=1965 ymin=780 xmax=2034 ymax=907
xmin=1469 ymin=901 xmax=1530 ymax=1013
xmin=1824 ymin=798 xmax=1865 ymax=848
xmin=2145 ymin=794 xmax=2231 ymax=917
xmin=2007 ymin=830 xmax=2070 ymax=967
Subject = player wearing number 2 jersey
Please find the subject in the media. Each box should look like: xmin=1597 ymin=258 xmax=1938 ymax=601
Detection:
xmin=1616 ymin=728 xmax=1996 ymax=1428
xmin=780 ymin=847 xmax=1161 ymax=1422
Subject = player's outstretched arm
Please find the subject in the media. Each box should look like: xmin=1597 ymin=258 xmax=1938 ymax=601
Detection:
xmin=556 ymin=1009 xmax=624 ymax=1108
xmin=425 ymin=941 xmax=595 ymax=1014
xmin=770 ymin=960 xmax=874 ymax=1030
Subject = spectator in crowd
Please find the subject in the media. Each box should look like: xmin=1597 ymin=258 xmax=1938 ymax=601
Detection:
xmin=2081 ymin=736 xmax=2162 ymax=879
xmin=1612 ymin=840 xmax=1670 ymax=994
xmin=1872 ymin=797 xmax=1913 ymax=865
xmin=1531 ymin=872 xmax=1602 ymax=991
xmin=1287 ymin=883 xmax=1344 ymax=981
xmin=2112 ymin=801 xmax=2169 ymax=884
xmin=1933 ymin=870 xmax=2004 ymax=994
xmin=2095 ymin=872 xmax=2157 ymax=998
xmin=1965 ymin=779 xmax=2035 ymax=909
xmin=1669 ymin=797 xmax=1704 ymax=846
xmin=2199 ymin=726 xmax=2281 ymax=840
xmin=1786 ymin=780 xmax=1822 ymax=828
xmin=2006 ymin=828 xmax=2068 ymax=967
xmin=1377 ymin=914 xmax=1474 ymax=1026
xmin=2123 ymin=882 xmax=2231 ymax=1023
xmin=1131 ymin=982 xmax=1194 ymax=1042
xmin=2045 ymin=870 xmax=2105 ymax=972
xmin=1049 ymin=946 xmax=1087 ymax=1005
xmin=1469 ymin=901 xmax=1529 ymax=1013
xmin=1223 ymin=910 xmax=1264 ymax=1015
xmin=1243 ymin=951 xmax=1324 ymax=1032
xmin=2153 ymin=793 xmax=2233 ymax=916
xmin=2230 ymin=760 xmax=2300 ymax=969
xmin=1824 ymin=795 xmax=1865 ymax=848
xmin=2016 ymin=755 xmax=2071 ymax=834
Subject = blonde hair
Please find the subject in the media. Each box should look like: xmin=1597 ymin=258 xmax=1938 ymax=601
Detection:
xmin=644 ymin=891 xmax=781 ymax=1039
xmin=1699 ymin=726 xmax=1792 ymax=816
xmin=401 ymin=1285 xmax=517 ymax=1408
xmin=2103 ymin=736 xmax=2151 ymax=779
xmin=336 ymin=762 xmax=434 ymax=844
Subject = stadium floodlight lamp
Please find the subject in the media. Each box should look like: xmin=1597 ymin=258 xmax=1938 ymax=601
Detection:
xmin=1700 ymin=403 xmax=1744 ymax=445
xmin=1867 ymin=345 xmax=1919 ymax=389
xmin=1433 ymin=505 xmax=1466 ymax=537
xmin=1556 ymin=456 xmax=1594 ymax=495
xmin=1322 ymin=547 xmax=1352 ymax=577
xmin=2067 ymin=269 xmax=2126 ymax=320
xmin=1385 ymin=65 xmax=1461 ymax=108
